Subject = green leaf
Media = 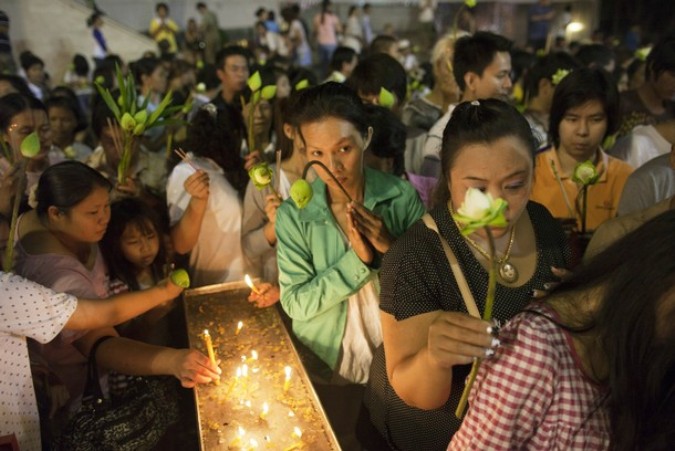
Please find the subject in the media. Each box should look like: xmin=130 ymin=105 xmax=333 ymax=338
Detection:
xmin=261 ymin=85 xmax=277 ymax=100
xmin=378 ymin=87 xmax=396 ymax=109
xmin=294 ymin=79 xmax=309 ymax=91
xmin=147 ymin=91 xmax=174 ymax=128
xmin=247 ymin=71 xmax=262 ymax=92
xmin=94 ymin=82 xmax=121 ymax=120
xmin=19 ymin=132 xmax=40 ymax=158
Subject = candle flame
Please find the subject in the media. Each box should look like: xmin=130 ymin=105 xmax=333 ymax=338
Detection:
xmin=238 ymin=426 xmax=246 ymax=436
xmin=293 ymin=427 xmax=302 ymax=439
xmin=244 ymin=274 xmax=255 ymax=288
xmin=236 ymin=366 xmax=242 ymax=378
xmin=203 ymin=329 xmax=210 ymax=337
xmin=236 ymin=321 xmax=244 ymax=334
xmin=251 ymin=350 xmax=259 ymax=360
xmin=242 ymin=364 xmax=249 ymax=377
xmin=262 ymin=402 xmax=269 ymax=414
xmin=249 ymin=438 xmax=259 ymax=448
xmin=284 ymin=366 xmax=292 ymax=380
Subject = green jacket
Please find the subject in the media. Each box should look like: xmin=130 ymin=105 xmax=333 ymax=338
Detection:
xmin=276 ymin=167 xmax=425 ymax=370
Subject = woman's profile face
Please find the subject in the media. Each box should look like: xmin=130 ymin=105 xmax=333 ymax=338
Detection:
xmin=48 ymin=106 xmax=77 ymax=146
xmin=4 ymin=109 xmax=52 ymax=158
xmin=300 ymin=116 xmax=371 ymax=194
xmin=448 ymin=135 xmax=533 ymax=240
xmin=56 ymin=185 xmax=111 ymax=243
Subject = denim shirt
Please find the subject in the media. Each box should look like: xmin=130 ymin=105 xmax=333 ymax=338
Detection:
xmin=276 ymin=167 xmax=425 ymax=370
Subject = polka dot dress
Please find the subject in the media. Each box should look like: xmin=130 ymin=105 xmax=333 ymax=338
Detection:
xmin=0 ymin=273 xmax=77 ymax=451
xmin=365 ymin=202 xmax=572 ymax=451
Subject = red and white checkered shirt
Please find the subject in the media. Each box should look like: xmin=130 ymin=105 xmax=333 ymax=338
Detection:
xmin=449 ymin=303 xmax=610 ymax=450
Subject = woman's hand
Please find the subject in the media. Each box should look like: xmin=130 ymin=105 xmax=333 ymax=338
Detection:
xmin=243 ymin=150 xmax=262 ymax=171
xmin=247 ymin=282 xmax=280 ymax=308
xmin=156 ymin=276 xmax=185 ymax=300
xmin=427 ymin=312 xmax=498 ymax=369
xmin=346 ymin=206 xmax=374 ymax=265
xmin=183 ymin=169 xmax=210 ymax=201
xmin=532 ymin=266 xmax=571 ymax=298
xmin=170 ymin=348 xmax=221 ymax=388
xmin=263 ymin=193 xmax=282 ymax=224
xmin=348 ymin=202 xmax=395 ymax=254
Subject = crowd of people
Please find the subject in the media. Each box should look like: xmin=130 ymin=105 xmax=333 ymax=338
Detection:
xmin=1 ymin=1 xmax=674 ymax=450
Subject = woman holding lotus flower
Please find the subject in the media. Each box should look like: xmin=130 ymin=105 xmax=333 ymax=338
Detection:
xmin=365 ymin=99 xmax=572 ymax=450
xmin=275 ymin=82 xmax=425 ymax=449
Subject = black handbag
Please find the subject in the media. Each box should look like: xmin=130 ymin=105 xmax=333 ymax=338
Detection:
xmin=53 ymin=336 xmax=180 ymax=451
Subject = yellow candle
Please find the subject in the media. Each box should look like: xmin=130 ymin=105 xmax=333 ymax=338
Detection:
xmin=283 ymin=366 xmax=292 ymax=393
xmin=230 ymin=426 xmax=246 ymax=448
xmin=244 ymin=274 xmax=262 ymax=294
xmin=259 ymin=402 xmax=269 ymax=421
xmin=235 ymin=321 xmax=244 ymax=335
xmin=202 ymin=329 xmax=220 ymax=385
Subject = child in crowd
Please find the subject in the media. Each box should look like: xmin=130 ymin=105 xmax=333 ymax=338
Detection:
xmin=101 ymin=197 xmax=175 ymax=344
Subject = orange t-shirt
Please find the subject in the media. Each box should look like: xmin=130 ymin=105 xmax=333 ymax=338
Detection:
xmin=531 ymin=147 xmax=634 ymax=232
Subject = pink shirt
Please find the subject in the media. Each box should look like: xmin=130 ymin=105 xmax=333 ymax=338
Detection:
xmin=313 ymin=12 xmax=340 ymax=46
xmin=14 ymin=225 xmax=109 ymax=407
xmin=449 ymin=303 xmax=610 ymax=450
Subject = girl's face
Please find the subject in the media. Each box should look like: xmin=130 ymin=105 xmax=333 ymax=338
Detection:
xmin=557 ymin=99 xmax=607 ymax=160
xmin=253 ymin=100 xmax=273 ymax=136
xmin=449 ymin=135 xmax=533 ymax=240
xmin=48 ymin=106 xmax=77 ymax=146
xmin=3 ymin=109 xmax=52 ymax=158
xmin=53 ymin=186 xmax=111 ymax=243
xmin=301 ymin=116 xmax=372 ymax=194
xmin=120 ymin=220 xmax=160 ymax=270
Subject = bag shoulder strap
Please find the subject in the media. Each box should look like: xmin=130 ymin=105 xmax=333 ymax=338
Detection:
xmin=421 ymin=213 xmax=480 ymax=318
xmin=83 ymin=335 xmax=115 ymax=401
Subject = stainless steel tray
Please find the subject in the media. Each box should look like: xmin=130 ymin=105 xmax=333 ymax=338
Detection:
xmin=184 ymin=281 xmax=340 ymax=450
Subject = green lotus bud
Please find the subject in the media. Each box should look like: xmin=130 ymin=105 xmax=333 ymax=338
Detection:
xmin=196 ymin=82 xmax=206 ymax=93
xmin=247 ymin=71 xmax=262 ymax=92
xmin=196 ymin=59 xmax=205 ymax=69
xmin=464 ymin=0 xmax=477 ymax=8
xmin=94 ymin=75 xmax=106 ymax=86
xmin=572 ymin=161 xmax=600 ymax=186
xmin=117 ymin=95 xmax=124 ymax=106
xmin=261 ymin=85 xmax=277 ymax=100
xmin=120 ymin=112 xmax=136 ymax=132
xmin=378 ymin=87 xmax=396 ymax=109
xmin=63 ymin=146 xmax=77 ymax=159
xmin=248 ymin=163 xmax=274 ymax=190
xmin=133 ymin=110 xmax=148 ymax=126
xmin=290 ymin=179 xmax=313 ymax=209
xmin=133 ymin=123 xmax=145 ymax=136
xmin=294 ymin=79 xmax=309 ymax=91
xmin=169 ymin=268 xmax=191 ymax=288
xmin=20 ymin=132 xmax=41 ymax=158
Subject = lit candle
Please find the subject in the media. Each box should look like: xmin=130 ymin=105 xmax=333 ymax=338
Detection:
xmin=202 ymin=329 xmax=220 ymax=385
xmin=283 ymin=366 xmax=292 ymax=393
xmin=251 ymin=350 xmax=259 ymax=361
xmin=230 ymin=426 xmax=246 ymax=448
xmin=293 ymin=427 xmax=302 ymax=439
xmin=259 ymin=402 xmax=269 ymax=421
xmin=244 ymin=274 xmax=262 ymax=294
xmin=235 ymin=321 xmax=244 ymax=335
xmin=249 ymin=438 xmax=259 ymax=449
xmin=283 ymin=427 xmax=304 ymax=451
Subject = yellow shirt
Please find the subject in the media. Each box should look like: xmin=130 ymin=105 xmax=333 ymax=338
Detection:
xmin=149 ymin=17 xmax=179 ymax=53
xmin=531 ymin=147 xmax=634 ymax=232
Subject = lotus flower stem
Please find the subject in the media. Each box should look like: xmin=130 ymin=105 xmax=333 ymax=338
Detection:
xmin=580 ymin=187 xmax=588 ymax=235
xmin=455 ymin=226 xmax=497 ymax=419
xmin=302 ymin=160 xmax=353 ymax=203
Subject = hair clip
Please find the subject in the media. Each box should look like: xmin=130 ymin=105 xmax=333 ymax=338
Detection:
xmin=200 ymin=103 xmax=217 ymax=118
xmin=470 ymin=100 xmax=480 ymax=106
xmin=27 ymin=184 xmax=39 ymax=209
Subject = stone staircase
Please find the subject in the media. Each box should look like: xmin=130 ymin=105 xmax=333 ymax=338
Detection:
xmin=5 ymin=0 xmax=156 ymax=83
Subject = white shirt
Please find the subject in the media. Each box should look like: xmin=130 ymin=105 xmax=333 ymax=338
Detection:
xmin=423 ymin=104 xmax=457 ymax=162
xmin=0 ymin=272 xmax=77 ymax=451
xmin=608 ymin=124 xmax=672 ymax=169
xmin=167 ymin=155 xmax=246 ymax=287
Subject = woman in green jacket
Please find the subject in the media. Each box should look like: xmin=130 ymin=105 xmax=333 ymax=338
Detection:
xmin=275 ymin=82 xmax=424 ymax=449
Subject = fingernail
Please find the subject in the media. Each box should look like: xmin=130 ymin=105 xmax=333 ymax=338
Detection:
xmin=485 ymin=348 xmax=496 ymax=358
xmin=543 ymin=282 xmax=553 ymax=290
xmin=486 ymin=325 xmax=494 ymax=334
xmin=491 ymin=338 xmax=501 ymax=348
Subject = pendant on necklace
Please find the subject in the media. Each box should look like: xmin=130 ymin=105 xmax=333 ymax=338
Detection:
xmin=499 ymin=261 xmax=519 ymax=283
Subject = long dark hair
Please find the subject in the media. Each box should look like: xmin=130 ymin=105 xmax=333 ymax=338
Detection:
xmin=35 ymin=161 xmax=112 ymax=218
xmin=434 ymin=98 xmax=536 ymax=207
xmin=0 ymin=93 xmax=46 ymax=133
xmin=182 ymin=104 xmax=248 ymax=197
xmin=101 ymin=197 xmax=167 ymax=291
xmin=546 ymin=209 xmax=675 ymax=449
